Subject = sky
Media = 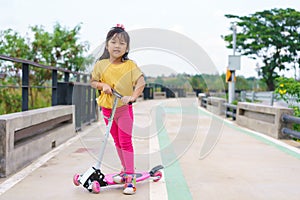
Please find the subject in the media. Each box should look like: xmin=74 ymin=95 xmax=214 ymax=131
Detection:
xmin=1 ymin=0 xmax=300 ymax=78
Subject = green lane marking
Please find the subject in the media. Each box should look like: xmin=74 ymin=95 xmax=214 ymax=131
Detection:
xmin=197 ymin=107 xmax=300 ymax=160
xmin=156 ymin=106 xmax=193 ymax=200
xmin=225 ymin=121 xmax=300 ymax=160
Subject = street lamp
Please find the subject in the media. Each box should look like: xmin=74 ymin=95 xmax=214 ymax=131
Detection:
xmin=227 ymin=22 xmax=240 ymax=103
xmin=255 ymin=63 xmax=260 ymax=75
xmin=255 ymin=63 xmax=260 ymax=90
xmin=232 ymin=23 xmax=236 ymax=56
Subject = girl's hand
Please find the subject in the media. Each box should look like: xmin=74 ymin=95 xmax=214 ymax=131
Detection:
xmin=121 ymin=96 xmax=134 ymax=104
xmin=102 ymin=83 xmax=112 ymax=94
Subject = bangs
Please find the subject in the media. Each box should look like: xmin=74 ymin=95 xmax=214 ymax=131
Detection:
xmin=111 ymin=32 xmax=129 ymax=44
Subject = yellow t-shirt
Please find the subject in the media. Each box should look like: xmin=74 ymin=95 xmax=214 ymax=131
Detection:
xmin=91 ymin=59 xmax=143 ymax=108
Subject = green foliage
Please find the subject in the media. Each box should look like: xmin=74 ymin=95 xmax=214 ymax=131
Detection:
xmin=231 ymin=100 xmax=238 ymax=105
xmin=223 ymin=8 xmax=300 ymax=91
xmin=154 ymin=76 xmax=165 ymax=86
xmin=0 ymin=88 xmax=22 ymax=114
xmin=0 ymin=23 xmax=90 ymax=114
xmin=189 ymin=74 xmax=206 ymax=89
xmin=274 ymin=77 xmax=300 ymax=106
xmin=274 ymin=77 xmax=300 ymax=136
xmin=0 ymin=29 xmax=31 ymax=87
xmin=291 ymin=106 xmax=300 ymax=135
xmin=147 ymin=73 xmax=260 ymax=93
xmin=30 ymin=23 xmax=90 ymax=71
xmin=201 ymin=74 xmax=225 ymax=92
xmin=0 ymin=29 xmax=31 ymax=58
xmin=28 ymin=88 xmax=52 ymax=110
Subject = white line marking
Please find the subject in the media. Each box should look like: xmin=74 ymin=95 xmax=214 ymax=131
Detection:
xmin=0 ymin=125 xmax=93 ymax=196
xmin=227 ymin=119 xmax=300 ymax=155
xmin=199 ymin=106 xmax=300 ymax=156
xmin=149 ymin=118 xmax=168 ymax=199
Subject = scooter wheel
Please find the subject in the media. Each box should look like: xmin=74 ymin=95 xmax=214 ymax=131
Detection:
xmin=153 ymin=171 xmax=162 ymax=182
xmin=92 ymin=181 xmax=100 ymax=193
xmin=73 ymin=174 xmax=80 ymax=186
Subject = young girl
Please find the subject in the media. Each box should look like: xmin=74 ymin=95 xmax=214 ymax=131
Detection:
xmin=90 ymin=24 xmax=145 ymax=195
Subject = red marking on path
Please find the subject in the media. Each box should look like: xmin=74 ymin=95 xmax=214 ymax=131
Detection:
xmin=74 ymin=148 xmax=94 ymax=153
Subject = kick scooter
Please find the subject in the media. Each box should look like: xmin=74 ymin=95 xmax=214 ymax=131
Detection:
xmin=73 ymin=89 xmax=163 ymax=193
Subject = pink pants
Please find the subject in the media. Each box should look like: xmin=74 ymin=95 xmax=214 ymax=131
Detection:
xmin=102 ymin=105 xmax=134 ymax=174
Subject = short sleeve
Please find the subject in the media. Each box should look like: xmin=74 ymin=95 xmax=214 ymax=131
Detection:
xmin=91 ymin=61 xmax=101 ymax=82
xmin=130 ymin=61 xmax=143 ymax=86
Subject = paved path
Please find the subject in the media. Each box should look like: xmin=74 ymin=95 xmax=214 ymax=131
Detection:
xmin=0 ymin=98 xmax=300 ymax=200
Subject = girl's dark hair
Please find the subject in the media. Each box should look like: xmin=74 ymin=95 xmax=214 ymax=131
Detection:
xmin=98 ymin=26 xmax=130 ymax=61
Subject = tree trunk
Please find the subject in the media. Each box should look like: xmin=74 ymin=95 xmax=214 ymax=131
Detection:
xmin=266 ymin=78 xmax=275 ymax=91
xmin=262 ymin=63 xmax=276 ymax=91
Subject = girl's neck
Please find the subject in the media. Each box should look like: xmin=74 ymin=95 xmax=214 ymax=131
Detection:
xmin=109 ymin=57 xmax=123 ymax=64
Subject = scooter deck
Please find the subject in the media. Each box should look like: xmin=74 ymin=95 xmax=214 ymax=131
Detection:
xmin=73 ymin=165 xmax=164 ymax=193
xmin=105 ymin=172 xmax=150 ymax=185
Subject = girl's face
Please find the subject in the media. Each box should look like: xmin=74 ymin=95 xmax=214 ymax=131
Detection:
xmin=107 ymin=33 xmax=128 ymax=62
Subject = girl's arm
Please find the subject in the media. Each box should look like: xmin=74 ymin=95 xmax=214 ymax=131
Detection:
xmin=121 ymin=75 xmax=145 ymax=104
xmin=131 ymin=75 xmax=146 ymax=101
xmin=91 ymin=80 xmax=101 ymax=89
xmin=91 ymin=80 xmax=112 ymax=94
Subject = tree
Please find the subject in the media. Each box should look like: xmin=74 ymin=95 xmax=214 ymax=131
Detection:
xmin=223 ymin=8 xmax=300 ymax=90
xmin=154 ymin=76 xmax=164 ymax=85
xmin=0 ymin=23 xmax=91 ymax=83
xmin=0 ymin=23 xmax=91 ymax=113
xmin=30 ymin=23 xmax=90 ymax=71
xmin=0 ymin=29 xmax=31 ymax=84
xmin=189 ymin=74 xmax=207 ymax=90
xmin=0 ymin=29 xmax=31 ymax=114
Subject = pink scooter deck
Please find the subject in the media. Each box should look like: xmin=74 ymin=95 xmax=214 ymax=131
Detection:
xmin=105 ymin=172 xmax=150 ymax=185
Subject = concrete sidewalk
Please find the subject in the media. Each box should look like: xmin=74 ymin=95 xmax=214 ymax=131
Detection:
xmin=0 ymin=98 xmax=300 ymax=200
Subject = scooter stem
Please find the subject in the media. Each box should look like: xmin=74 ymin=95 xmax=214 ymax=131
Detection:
xmin=95 ymin=90 xmax=120 ymax=169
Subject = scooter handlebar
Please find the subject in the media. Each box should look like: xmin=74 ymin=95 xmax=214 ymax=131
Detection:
xmin=111 ymin=89 xmax=132 ymax=105
xmin=111 ymin=89 xmax=123 ymax=99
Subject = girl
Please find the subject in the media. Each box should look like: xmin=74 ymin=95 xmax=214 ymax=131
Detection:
xmin=90 ymin=24 xmax=145 ymax=195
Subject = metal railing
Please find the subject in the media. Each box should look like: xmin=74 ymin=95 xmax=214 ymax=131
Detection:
xmin=240 ymin=91 xmax=275 ymax=106
xmin=281 ymin=114 xmax=300 ymax=139
xmin=0 ymin=54 xmax=97 ymax=130
xmin=224 ymin=103 xmax=237 ymax=120
xmin=201 ymin=98 xmax=208 ymax=108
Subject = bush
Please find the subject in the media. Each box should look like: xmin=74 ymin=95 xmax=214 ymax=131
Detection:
xmin=274 ymin=77 xmax=300 ymax=141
